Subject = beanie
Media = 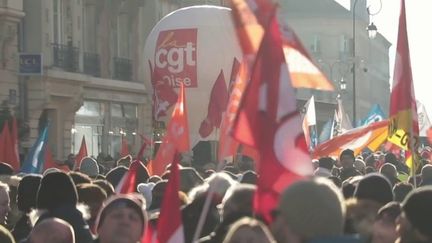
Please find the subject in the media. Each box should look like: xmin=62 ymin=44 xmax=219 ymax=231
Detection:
xmin=37 ymin=171 xmax=78 ymax=210
xmin=137 ymin=183 xmax=155 ymax=209
xmin=277 ymin=178 xmax=346 ymax=240
xmin=17 ymin=174 xmax=42 ymax=212
xmin=402 ymin=186 xmax=432 ymax=238
xmin=96 ymin=195 xmax=146 ymax=232
xmin=354 ymin=173 xmax=393 ymax=205
xmin=79 ymin=157 xmax=99 ymax=178
xmin=106 ymin=166 xmax=128 ymax=188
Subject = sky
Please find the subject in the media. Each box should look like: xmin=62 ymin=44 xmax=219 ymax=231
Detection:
xmin=372 ymin=1 xmax=432 ymax=117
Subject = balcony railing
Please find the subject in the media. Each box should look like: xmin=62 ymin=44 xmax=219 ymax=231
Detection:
xmin=83 ymin=52 xmax=100 ymax=77
xmin=113 ymin=57 xmax=132 ymax=81
xmin=52 ymin=43 xmax=79 ymax=72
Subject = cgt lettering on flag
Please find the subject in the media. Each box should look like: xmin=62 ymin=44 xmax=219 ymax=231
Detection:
xmin=155 ymin=29 xmax=197 ymax=88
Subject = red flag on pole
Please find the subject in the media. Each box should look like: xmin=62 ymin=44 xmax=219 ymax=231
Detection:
xmin=157 ymin=153 xmax=185 ymax=243
xmin=44 ymin=146 xmax=70 ymax=172
xmin=74 ymin=136 xmax=88 ymax=170
xmin=153 ymin=83 xmax=190 ymax=175
xmin=232 ymin=12 xmax=312 ymax=222
xmin=10 ymin=117 xmax=20 ymax=170
xmin=199 ymin=70 xmax=229 ymax=138
xmin=387 ymin=0 xmax=419 ymax=172
xmin=0 ymin=122 xmax=19 ymax=171
xmin=115 ymin=160 xmax=142 ymax=194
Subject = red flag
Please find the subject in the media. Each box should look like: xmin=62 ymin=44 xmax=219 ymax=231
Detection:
xmin=313 ymin=120 xmax=389 ymax=159
xmin=232 ymin=13 xmax=312 ymax=222
xmin=387 ymin=0 xmax=419 ymax=172
xmin=115 ymin=160 xmax=142 ymax=194
xmin=0 ymin=123 xmax=6 ymax=163
xmin=218 ymin=61 xmax=252 ymax=160
xmin=428 ymin=128 xmax=432 ymax=144
xmin=74 ymin=136 xmax=88 ymax=170
xmin=229 ymin=0 xmax=334 ymax=91
xmin=10 ymin=117 xmax=20 ymax=170
xmin=44 ymin=146 xmax=70 ymax=172
xmin=199 ymin=70 xmax=229 ymax=138
xmin=0 ymin=122 xmax=19 ymax=171
xmin=153 ymin=83 xmax=190 ymax=175
xmin=121 ymin=136 xmax=130 ymax=157
xmin=142 ymin=223 xmax=158 ymax=243
xmin=157 ymin=153 xmax=184 ymax=243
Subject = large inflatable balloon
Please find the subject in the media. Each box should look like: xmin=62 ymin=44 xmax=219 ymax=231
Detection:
xmin=144 ymin=5 xmax=243 ymax=146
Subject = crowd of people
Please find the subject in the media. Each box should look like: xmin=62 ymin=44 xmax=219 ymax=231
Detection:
xmin=0 ymin=148 xmax=432 ymax=243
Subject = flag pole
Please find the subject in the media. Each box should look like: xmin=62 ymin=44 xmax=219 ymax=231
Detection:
xmin=409 ymin=121 xmax=418 ymax=188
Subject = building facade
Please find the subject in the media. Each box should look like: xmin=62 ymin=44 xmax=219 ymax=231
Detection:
xmin=19 ymin=0 xmax=167 ymax=160
xmin=2 ymin=0 xmax=390 ymax=161
xmin=0 ymin=1 xmax=25 ymax=131
xmin=280 ymin=0 xmax=391 ymax=130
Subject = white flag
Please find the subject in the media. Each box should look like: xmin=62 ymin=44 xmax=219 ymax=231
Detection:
xmin=417 ymin=100 xmax=432 ymax=137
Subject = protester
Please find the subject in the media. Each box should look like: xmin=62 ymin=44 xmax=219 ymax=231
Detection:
xmin=380 ymin=163 xmax=401 ymax=187
xmin=314 ymin=157 xmax=334 ymax=177
xmin=396 ymin=187 xmax=432 ymax=243
xmin=26 ymin=217 xmax=75 ymax=243
xmin=200 ymin=184 xmax=256 ymax=243
xmin=222 ymin=217 xmax=276 ymax=243
xmin=79 ymin=157 xmax=100 ymax=179
xmin=354 ymin=173 xmax=394 ymax=206
xmin=271 ymin=178 xmax=346 ymax=243
xmin=393 ymin=182 xmax=413 ymax=203
xmin=12 ymin=174 xmax=42 ymax=241
xmin=371 ymin=202 xmax=401 ymax=243
xmin=76 ymin=183 xmax=107 ymax=233
xmin=35 ymin=171 xmax=93 ymax=243
xmin=94 ymin=195 xmax=147 ymax=243
xmin=0 ymin=181 xmax=10 ymax=226
xmin=385 ymin=152 xmax=409 ymax=175
xmin=419 ymin=164 xmax=432 ymax=186
xmin=0 ymin=163 xmax=14 ymax=176
xmin=339 ymin=149 xmax=362 ymax=182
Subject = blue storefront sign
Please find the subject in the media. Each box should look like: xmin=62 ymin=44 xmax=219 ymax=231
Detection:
xmin=19 ymin=53 xmax=42 ymax=75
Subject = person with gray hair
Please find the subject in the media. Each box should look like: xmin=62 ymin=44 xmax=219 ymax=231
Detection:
xmin=420 ymin=164 xmax=432 ymax=186
xmin=271 ymin=178 xmax=355 ymax=243
xmin=26 ymin=217 xmax=75 ymax=243
xmin=0 ymin=181 xmax=10 ymax=226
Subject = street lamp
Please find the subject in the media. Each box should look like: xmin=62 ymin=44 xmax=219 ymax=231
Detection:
xmin=367 ymin=22 xmax=378 ymax=39
xmin=352 ymin=0 xmax=382 ymax=125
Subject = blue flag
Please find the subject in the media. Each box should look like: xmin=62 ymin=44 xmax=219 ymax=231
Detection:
xmin=20 ymin=125 xmax=49 ymax=174
xmin=319 ymin=118 xmax=333 ymax=144
xmin=361 ymin=104 xmax=385 ymax=126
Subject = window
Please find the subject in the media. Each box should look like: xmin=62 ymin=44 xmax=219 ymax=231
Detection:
xmin=76 ymin=101 xmax=102 ymax=116
xmin=53 ymin=0 xmax=63 ymax=44
xmin=83 ymin=3 xmax=97 ymax=52
xmin=116 ymin=13 xmax=130 ymax=58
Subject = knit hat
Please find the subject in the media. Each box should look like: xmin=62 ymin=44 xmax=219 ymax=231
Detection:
xmin=402 ymin=186 xmax=432 ymax=238
xmin=354 ymin=173 xmax=393 ymax=205
xmin=79 ymin=157 xmax=99 ymax=178
xmin=96 ymin=195 xmax=147 ymax=232
xmin=277 ymin=178 xmax=346 ymax=240
xmin=17 ymin=174 xmax=42 ymax=212
xmin=137 ymin=183 xmax=155 ymax=209
xmin=106 ymin=166 xmax=128 ymax=188
xmin=37 ymin=171 xmax=78 ymax=210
